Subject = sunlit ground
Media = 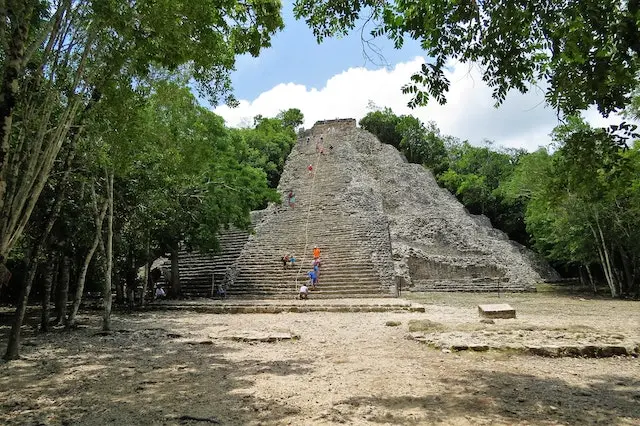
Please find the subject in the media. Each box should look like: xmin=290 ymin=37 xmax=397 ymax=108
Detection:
xmin=1 ymin=291 xmax=639 ymax=425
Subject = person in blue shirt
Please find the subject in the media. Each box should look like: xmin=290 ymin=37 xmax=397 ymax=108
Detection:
xmin=307 ymin=270 xmax=318 ymax=288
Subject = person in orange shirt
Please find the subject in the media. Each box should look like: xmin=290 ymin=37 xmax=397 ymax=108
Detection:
xmin=313 ymin=246 xmax=320 ymax=259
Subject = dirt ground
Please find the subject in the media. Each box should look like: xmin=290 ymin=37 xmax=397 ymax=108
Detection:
xmin=1 ymin=292 xmax=639 ymax=425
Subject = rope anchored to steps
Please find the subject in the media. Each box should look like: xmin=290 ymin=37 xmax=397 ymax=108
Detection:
xmin=294 ymin=137 xmax=324 ymax=293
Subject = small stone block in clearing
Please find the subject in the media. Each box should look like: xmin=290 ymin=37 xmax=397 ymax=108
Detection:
xmin=478 ymin=304 xmax=516 ymax=319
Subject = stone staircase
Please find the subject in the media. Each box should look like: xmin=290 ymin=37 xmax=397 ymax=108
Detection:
xmin=224 ymin=132 xmax=396 ymax=299
xmin=177 ymin=229 xmax=250 ymax=297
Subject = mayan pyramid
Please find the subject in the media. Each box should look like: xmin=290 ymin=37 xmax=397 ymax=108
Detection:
xmin=208 ymin=119 xmax=557 ymax=298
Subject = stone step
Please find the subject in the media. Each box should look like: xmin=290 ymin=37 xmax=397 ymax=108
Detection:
xmin=234 ymin=268 xmax=379 ymax=275
xmin=225 ymin=289 xmax=386 ymax=298
xmin=148 ymin=300 xmax=421 ymax=312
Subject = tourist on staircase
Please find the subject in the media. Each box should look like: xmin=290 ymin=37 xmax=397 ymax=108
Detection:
xmin=313 ymin=245 xmax=321 ymax=259
xmin=299 ymin=284 xmax=309 ymax=300
xmin=289 ymin=254 xmax=297 ymax=268
xmin=307 ymin=270 xmax=318 ymax=289
xmin=287 ymin=190 xmax=296 ymax=208
xmin=215 ymin=285 xmax=226 ymax=299
xmin=281 ymin=254 xmax=290 ymax=269
xmin=307 ymin=164 xmax=313 ymax=176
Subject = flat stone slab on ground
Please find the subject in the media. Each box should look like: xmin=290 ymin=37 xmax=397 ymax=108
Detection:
xmin=478 ymin=303 xmax=516 ymax=319
xmin=223 ymin=332 xmax=299 ymax=343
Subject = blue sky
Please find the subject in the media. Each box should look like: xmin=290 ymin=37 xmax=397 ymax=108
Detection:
xmin=214 ymin=2 xmax=623 ymax=151
xmin=230 ymin=1 xmax=424 ymax=100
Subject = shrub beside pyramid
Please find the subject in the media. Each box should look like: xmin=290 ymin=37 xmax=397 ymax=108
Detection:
xmin=216 ymin=119 xmax=557 ymax=298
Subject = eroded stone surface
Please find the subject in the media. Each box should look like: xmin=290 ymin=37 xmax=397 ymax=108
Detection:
xmin=408 ymin=329 xmax=639 ymax=358
xmin=478 ymin=303 xmax=516 ymax=319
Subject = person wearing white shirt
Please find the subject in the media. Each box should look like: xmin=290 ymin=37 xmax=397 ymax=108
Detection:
xmin=299 ymin=285 xmax=309 ymax=300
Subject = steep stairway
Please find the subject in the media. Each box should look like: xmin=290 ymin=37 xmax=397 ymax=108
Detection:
xmin=224 ymin=131 xmax=395 ymax=299
xmin=177 ymin=228 xmax=250 ymax=297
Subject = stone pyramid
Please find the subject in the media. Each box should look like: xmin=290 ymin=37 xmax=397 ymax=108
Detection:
xmin=220 ymin=119 xmax=557 ymax=298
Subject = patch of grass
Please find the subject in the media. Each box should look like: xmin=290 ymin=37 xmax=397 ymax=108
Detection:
xmin=385 ymin=321 xmax=401 ymax=327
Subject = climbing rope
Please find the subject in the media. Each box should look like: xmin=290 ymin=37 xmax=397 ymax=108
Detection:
xmin=294 ymin=137 xmax=323 ymax=292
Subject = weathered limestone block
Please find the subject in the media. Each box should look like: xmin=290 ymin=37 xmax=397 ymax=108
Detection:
xmin=478 ymin=303 xmax=516 ymax=319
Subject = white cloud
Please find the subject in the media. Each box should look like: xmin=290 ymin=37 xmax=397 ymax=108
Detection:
xmin=214 ymin=57 xmax=626 ymax=151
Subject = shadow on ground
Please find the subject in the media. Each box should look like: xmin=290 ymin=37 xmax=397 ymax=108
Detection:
xmin=0 ymin=310 xmax=310 ymax=425
xmin=334 ymin=370 xmax=640 ymax=424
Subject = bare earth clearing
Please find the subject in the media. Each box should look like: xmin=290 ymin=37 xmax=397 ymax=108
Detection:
xmin=1 ymin=292 xmax=639 ymax=425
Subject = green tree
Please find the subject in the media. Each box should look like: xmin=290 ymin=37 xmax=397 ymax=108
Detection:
xmin=233 ymin=116 xmax=298 ymax=188
xmin=2 ymin=0 xmax=284 ymax=360
xmin=294 ymin=0 xmax=640 ymax=115
xmin=396 ymin=116 xmax=448 ymax=175
xmin=359 ymin=108 xmax=402 ymax=148
xmin=439 ymin=141 xmax=526 ymax=242
xmin=4 ymin=81 xmax=279 ymax=359
xmin=277 ymin=108 xmax=305 ymax=131
xmin=0 ymin=0 xmax=284 ymax=259
xmin=503 ymin=117 xmax=640 ymax=297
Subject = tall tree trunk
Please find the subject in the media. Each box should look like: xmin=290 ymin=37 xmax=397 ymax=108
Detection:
xmin=141 ymin=235 xmax=150 ymax=307
xmin=125 ymin=249 xmax=136 ymax=309
xmin=66 ymin=194 xmax=108 ymax=327
xmin=170 ymin=244 xmax=181 ymax=297
xmin=590 ymin=221 xmax=617 ymax=298
xmin=596 ymin=219 xmax=618 ymax=297
xmin=0 ymin=2 xmax=34 ymax=212
xmin=55 ymin=254 xmax=70 ymax=324
xmin=4 ymin=182 xmax=65 ymax=360
xmin=3 ymin=249 xmax=38 ymax=360
xmin=40 ymin=256 xmax=57 ymax=331
xmin=102 ymin=171 xmax=113 ymax=332
xmin=618 ymin=247 xmax=633 ymax=296
xmin=0 ymin=36 xmax=97 ymax=258
xmin=585 ymin=264 xmax=597 ymax=294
